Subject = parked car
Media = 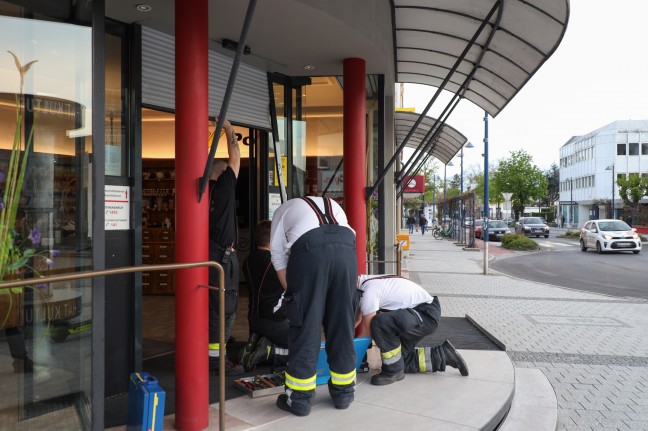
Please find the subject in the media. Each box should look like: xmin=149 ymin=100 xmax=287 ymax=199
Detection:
xmin=579 ymin=219 xmax=642 ymax=254
xmin=464 ymin=217 xmax=474 ymax=227
xmin=475 ymin=219 xmax=511 ymax=241
xmin=473 ymin=219 xmax=484 ymax=238
xmin=515 ymin=217 xmax=550 ymax=238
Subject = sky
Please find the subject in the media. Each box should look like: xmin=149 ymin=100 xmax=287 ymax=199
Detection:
xmin=401 ymin=0 xmax=648 ymax=182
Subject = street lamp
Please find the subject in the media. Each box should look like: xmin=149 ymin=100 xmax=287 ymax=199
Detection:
xmin=459 ymin=142 xmax=474 ymax=243
xmin=569 ymin=177 xmax=573 ymax=226
xmin=606 ymin=164 xmax=615 ymax=218
xmin=443 ymin=161 xmax=454 ymax=224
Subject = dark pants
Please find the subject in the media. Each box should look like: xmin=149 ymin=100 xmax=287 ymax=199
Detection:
xmin=284 ymin=225 xmax=358 ymax=408
xmin=370 ymin=297 xmax=441 ymax=374
xmin=249 ymin=314 xmax=289 ymax=348
xmin=5 ymin=327 xmax=28 ymax=359
xmin=208 ymin=242 xmax=240 ymax=352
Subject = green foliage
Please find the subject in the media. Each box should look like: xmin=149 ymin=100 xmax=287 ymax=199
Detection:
xmin=1 ymin=52 xmax=37 ymax=281
xmin=500 ymin=233 xmax=539 ymax=250
xmin=545 ymin=163 xmax=560 ymax=206
xmin=559 ymin=230 xmax=580 ymax=239
xmin=492 ymin=150 xmax=547 ymax=219
xmin=616 ymin=174 xmax=648 ymax=224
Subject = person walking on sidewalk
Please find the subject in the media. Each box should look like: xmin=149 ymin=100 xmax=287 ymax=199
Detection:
xmin=407 ymin=213 xmax=416 ymax=235
xmin=419 ymin=213 xmax=428 ymax=235
xmin=355 ymin=274 xmax=469 ymax=386
xmin=270 ymin=196 xmax=358 ymax=416
xmin=241 ymin=220 xmax=289 ymax=370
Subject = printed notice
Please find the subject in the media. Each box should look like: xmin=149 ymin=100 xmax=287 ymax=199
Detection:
xmin=105 ymin=185 xmax=130 ymax=230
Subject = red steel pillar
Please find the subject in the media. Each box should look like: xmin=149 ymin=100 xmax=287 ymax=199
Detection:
xmin=175 ymin=0 xmax=209 ymax=429
xmin=343 ymin=58 xmax=367 ymax=274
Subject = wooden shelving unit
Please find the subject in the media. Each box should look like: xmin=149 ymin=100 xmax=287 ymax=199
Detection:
xmin=142 ymin=159 xmax=176 ymax=294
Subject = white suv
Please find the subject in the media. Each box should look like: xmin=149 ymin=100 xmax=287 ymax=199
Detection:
xmin=580 ymin=219 xmax=641 ymax=254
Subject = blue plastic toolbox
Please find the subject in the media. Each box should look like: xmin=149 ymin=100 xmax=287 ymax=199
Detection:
xmin=315 ymin=337 xmax=371 ymax=385
xmin=127 ymin=372 xmax=166 ymax=431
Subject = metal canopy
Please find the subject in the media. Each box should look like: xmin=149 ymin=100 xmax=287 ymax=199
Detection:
xmin=395 ymin=111 xmax=467 ymax=166
xmin=393 ymin=0 xmax=570 ymax=117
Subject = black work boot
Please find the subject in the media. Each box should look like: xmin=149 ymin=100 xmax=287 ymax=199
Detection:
xmin=239 ymin=333 xmax=260 ymax=366
xmin=244 ymin=336 xmax=274 ymax=371
xmin=328 ymin=380 xmax=354 ymax=409
xmin=442 ymin=340 xmax=469 ymax=376
xmin=277 ymin=393 xmax=310 ymax=416
xmin=370 ymin=369 xmax=405 ymax=386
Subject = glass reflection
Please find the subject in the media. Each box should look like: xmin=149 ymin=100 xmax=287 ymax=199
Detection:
xmin=0 ymin=10 xmax=92 ymax=430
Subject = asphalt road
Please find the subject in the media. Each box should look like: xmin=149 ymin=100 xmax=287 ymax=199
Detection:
xmin=491 ymin=235 xmax=648 ymax=300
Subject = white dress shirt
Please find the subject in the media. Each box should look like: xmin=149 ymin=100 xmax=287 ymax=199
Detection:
xmin=270 ymin=197 xmax=355 ymax=271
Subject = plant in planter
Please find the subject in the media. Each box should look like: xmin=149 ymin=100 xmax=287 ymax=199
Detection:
xmin=1 ymin=51 xmax=58 ymax=331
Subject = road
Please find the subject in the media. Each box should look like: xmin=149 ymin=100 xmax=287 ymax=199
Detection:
xmin=491 ymin=235 xmax=648 ymax=300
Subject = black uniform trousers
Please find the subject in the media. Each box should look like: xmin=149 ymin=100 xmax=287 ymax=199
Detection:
xmin=208 ymin=240 xmax=240 ymax=353
xmin=284 ymin=224 xmax=358 ymax=407
xmin=249 ymin=314 xmax=289 ymax=348
xmin=370 ymin=297 xmax=441 ymax=374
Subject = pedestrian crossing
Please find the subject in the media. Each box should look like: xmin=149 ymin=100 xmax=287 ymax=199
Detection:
xmin=538 ymin=240 xmax=578 ymax=248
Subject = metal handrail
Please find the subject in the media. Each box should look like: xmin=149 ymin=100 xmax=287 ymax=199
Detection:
xmin=366 ymin=242 xmax=403 ymax=275
xmin=0 ymin=261 xmax=227 ymax=430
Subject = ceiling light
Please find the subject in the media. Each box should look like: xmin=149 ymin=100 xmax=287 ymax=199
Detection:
xmin=303 ymin=65 xmax=316 ymax=70
xmin=136 ymin=4 xmax=152 ymax=12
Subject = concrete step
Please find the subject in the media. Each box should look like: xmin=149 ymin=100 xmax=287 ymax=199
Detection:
xmin=497 ymin=367 xmax=558 ymax=431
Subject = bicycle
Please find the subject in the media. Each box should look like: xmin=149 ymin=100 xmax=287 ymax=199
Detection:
xmin=433 ymin=225 xmax=453 ymax=240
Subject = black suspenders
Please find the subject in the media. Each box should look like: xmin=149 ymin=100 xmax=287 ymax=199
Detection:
xmin=360 ymin=275 xmax=404 ymax=288
xmin=300 ymin=197 xmax=339 ymax=225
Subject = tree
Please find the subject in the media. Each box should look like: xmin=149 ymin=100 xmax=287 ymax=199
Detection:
xmin=544 ymin=163 xmax=560 ymax=208
xmin=491 ymin=150 xmax=547 ymax=220
xmin=616 ymin=174 xmax=648 ymax=225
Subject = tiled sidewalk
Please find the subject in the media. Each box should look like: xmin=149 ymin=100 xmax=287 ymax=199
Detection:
xmin=406 ymin=233 xmax=648 ymax=431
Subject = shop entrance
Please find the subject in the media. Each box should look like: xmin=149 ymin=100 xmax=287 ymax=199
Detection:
xmin=138 ymin=106 xmax=262 ymax=370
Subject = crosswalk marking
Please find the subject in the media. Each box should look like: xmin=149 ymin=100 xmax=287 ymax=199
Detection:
xmin=539 ymin=241 xmax=576 ymax=248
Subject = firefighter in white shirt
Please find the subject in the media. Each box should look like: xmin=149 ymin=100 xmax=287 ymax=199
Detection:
xmin=356 ymin=275 xmax=469 ymax=385
xmin=270 ymin=196 xmax=358 ymax=417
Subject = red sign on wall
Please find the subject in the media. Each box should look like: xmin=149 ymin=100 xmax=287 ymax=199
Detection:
xmin=403 ymin=175 xmax=425 ymax=193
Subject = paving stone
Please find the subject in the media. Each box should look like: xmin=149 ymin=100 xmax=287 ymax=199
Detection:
xmin=410 ymin=237 xmax=648 ymax=431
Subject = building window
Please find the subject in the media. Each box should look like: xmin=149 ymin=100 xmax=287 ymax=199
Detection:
xmin=629 ymin=143 xmax=639 ymax=155
xmin=642 ymin=143 xmax=648 ymax=155
xmin=617 ymin=144 xmax=626 ymax=155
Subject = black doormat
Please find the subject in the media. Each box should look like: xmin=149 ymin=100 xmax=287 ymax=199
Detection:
xmin=418 ymin=316 xmax=502 ymax=351
xmin=142 ymin=339 xmax=175 ymax=360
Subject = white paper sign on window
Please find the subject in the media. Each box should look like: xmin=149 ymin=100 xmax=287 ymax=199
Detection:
xmin=105 ymin=185 xmax=130 ymax=230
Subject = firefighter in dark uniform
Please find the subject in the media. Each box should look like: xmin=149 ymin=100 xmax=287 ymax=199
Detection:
xmin=270 ymin=196 xmax=358 ymax=416
xmin=241 ymin=220 xmax=289 ymax=370
xmin=208 ymin=117 xmax=242 ymax=374
xmin=355 ymin=274 xmax=469 ymax=385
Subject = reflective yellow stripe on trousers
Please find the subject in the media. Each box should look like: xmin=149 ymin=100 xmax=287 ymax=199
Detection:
xmin=381 ymin=345 xmax=402 ymax=365
xmin=208 ymin=343 xmax=224 ymax=357
xmin=330 ymin=369 xmax=356 ymax=386
xmin=285 ymin=372 xmax=317 ymax=391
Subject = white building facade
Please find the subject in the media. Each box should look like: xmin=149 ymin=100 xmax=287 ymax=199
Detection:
xmin=559 ymin=120 xmax=648 ymax=227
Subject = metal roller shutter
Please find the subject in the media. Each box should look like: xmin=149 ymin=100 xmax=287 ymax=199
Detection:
xmin=141 ymin=26 xmax=270 ymax=130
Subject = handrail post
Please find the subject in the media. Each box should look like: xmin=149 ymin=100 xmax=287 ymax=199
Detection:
xmin=395 ymin=242 xmax=402 ymax=276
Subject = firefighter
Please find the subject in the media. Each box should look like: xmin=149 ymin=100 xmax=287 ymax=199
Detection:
xmin=208 ymin=117 xmax=242 ymax=375
xmin=355 ymin=274 xmax=469 ymax=385
xmin=241 ymin=220 xmax=289 ymax=371
xmin=270 ymin=196 xmax=358 ymax=416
